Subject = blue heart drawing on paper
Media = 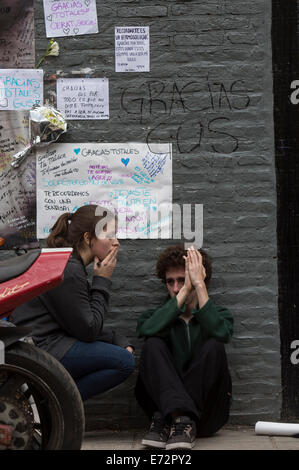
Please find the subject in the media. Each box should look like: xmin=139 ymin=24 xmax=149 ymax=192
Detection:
xmin=121 ymin=158 xmax=130 ymax=167
xmin=74 ymin=148 xmax=81 ymax=155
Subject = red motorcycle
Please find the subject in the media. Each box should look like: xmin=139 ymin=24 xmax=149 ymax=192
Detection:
xmin=0 ymin=248 xmax=85 ymax=450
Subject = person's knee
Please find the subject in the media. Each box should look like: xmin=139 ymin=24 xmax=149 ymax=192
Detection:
xmin=139 ymin=337 xmax=173 ymax=375
xmin=121 ymin=349 xmax=135 ymax=377
xmin=142 ymin=336 xmax=167 ymax=354
xmin=202 ymin=338 xmax=225 ymax=357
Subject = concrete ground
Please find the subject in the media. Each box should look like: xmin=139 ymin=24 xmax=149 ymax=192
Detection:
xmin=82 ymin=424 xmax=299 ymax=450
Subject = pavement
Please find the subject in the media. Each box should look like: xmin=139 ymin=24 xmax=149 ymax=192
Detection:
xmin=82 ymin=424 xmax=299 ymax=450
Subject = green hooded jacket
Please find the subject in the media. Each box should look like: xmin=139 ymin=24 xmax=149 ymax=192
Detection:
xmin=136 ymin=296 xmax=233 ymax=375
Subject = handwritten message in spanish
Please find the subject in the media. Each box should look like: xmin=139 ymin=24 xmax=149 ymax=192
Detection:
xmin=115 ymin=27 xmax=150 ymax=72
xmin=0 ymin=110 xmax=37 ymax=249
xmin=36 ymin=143 xmax=172 ymax=239
xmin=43 ymin=0 xmax=99 ymax=38
xmin=0 ymin=69 xmax=43 ymax=111
xmin=0 ymin=0 xmax=35 ymax=68
xmin=57 ymin=78 xmax=109 ymax=120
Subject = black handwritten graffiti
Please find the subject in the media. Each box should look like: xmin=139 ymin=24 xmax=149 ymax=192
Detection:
xmin=146 ymin=117 xmax=239 ymax=155
xmin=120 ymin=78 xmax=250 ymax=154
xmin=121 ymin=79 xmax=250 ymax=121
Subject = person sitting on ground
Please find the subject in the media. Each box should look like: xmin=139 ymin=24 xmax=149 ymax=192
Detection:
xmin=135 ymin=244 xmax=233 ymax=450
xmin=11 ymin=204 xmax=135 ymax=402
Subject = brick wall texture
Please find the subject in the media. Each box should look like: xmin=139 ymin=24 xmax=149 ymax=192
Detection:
xmin=16 ymin=0 xmax=279 ymax=428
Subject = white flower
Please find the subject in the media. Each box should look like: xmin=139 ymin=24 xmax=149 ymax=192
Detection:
xmin=48 ymin=41 xmax=59 ymax=56
xmin=36 ymin=39 xmax=60 ymax=68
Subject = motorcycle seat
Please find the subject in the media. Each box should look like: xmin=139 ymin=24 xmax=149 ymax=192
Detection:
xmin=0 ymin=249 xmax=41 ymax=283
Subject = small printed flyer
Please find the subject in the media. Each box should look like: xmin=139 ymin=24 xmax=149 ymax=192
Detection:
xmin=115 ymin=26 xmax=150 ymax=72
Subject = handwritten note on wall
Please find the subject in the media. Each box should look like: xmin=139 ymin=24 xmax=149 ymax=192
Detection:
xmin=115 ymin=27 xmax=150 ymax=72
xmin=0 ymin=69 xmax=43 ymax=111
xmin=0 ymin=110 xmax=37 ymax=248
xmin=57 ymin=78 xmax=109 ymax=120
xmin=43 ymin=0 xmax=99 ymax=38
xmin=0 ymin=0 xmax=35 ymax=68
xmin=36 ymin=143 xmax=172 ymax=238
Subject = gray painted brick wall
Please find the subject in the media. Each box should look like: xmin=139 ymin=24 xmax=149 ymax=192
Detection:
xmin=4 ymin=0 xmax=280 ymax=429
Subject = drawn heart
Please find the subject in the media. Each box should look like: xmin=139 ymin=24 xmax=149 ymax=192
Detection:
xmin=74 ymin=148 xmax=81 ymax=155
xmin=0 ymin=98 xmax=8 ymax=108
xmin=73 ymin=28 xmax=79 ymax=35
xmin=121 ymin=158 xmax=130 ymax=167
xmin=85 ymin=0 xmax=91 ymax=6
xmin=63 ymin=28 xmax=70 ymax=35
xmin=46 ymin=15 xmax=52 ymax=21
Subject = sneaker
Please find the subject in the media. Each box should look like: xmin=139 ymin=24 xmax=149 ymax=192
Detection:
xmin=165 ymin=416 xmax=196 ymax=450
xmin=142 ymin=411 xmax=170 ymax=449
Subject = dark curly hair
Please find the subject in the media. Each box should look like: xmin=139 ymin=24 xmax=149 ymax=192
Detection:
xmin=156 ymin=244 xmax=212 ymax=286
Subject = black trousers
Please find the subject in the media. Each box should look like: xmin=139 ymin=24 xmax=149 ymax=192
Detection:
xmin=135 ymin=337 xmax=232 ymax=437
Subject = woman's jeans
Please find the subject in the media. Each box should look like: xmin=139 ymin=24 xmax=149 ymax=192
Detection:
xmin=60 ymin=340 xmax=135 ymax=401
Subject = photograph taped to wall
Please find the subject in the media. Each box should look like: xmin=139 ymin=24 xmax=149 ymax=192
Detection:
xmin=36 ymin=143 xmax=172 ymax=239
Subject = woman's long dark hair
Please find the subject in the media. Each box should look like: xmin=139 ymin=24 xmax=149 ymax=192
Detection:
xmin=47 ymin=205 xmax=116 ymax=255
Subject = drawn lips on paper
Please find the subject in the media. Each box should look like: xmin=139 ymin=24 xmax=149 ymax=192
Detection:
xmin=0 ymin=98 xmax=8 ymax=108
xmin=121 ymin=158 xmax=130 ymax=167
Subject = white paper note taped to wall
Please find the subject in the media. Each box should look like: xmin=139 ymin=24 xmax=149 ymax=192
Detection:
xmin=43 ymin=0 xmax=99 ymax=38
xmin=115 ymin=26 xmax=150 ymax=72
xmin=0 ymin=69 xmax=43 ymax=110
xmin=255 ymin=421 xmax=299 ymax=436
xmin=57 ymin=78 xmax=109 ymax=120
xmin=36 ymin=142 xmax=172 ymax=239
